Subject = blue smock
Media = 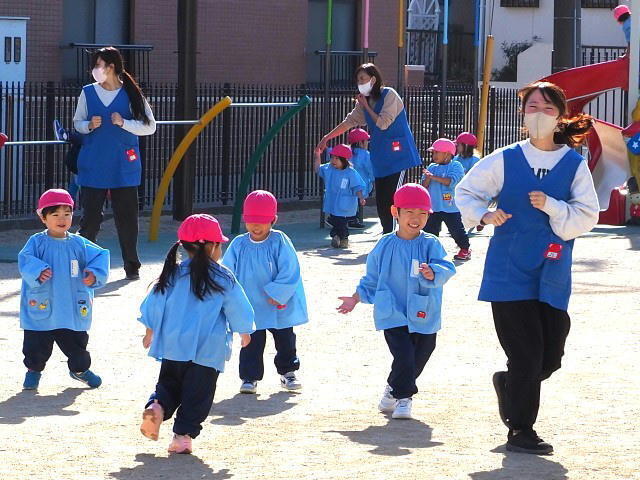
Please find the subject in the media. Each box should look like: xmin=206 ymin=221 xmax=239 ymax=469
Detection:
xmin=318 ymin=164 xmax=365 ymax=217
xmin=422 ymin=160 xmax=465 ymax=213
xmin=455 ymin=154 xmax=480 ymax=174
xmin=351 ymin=148 xmax=375 ymax=197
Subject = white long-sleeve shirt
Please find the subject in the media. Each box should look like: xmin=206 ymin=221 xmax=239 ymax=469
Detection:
xmin=73 ymin=83 xmax=156 ymax=136
xmin=455 ymin=139 xmax=600 ymax=241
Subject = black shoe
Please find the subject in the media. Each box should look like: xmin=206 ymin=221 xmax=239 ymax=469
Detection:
xmin=348 ymin=220 xmax=365 ymax=229
xmin=506 ymin=429 xmax=553 ymax=455
xmin=492 ymin=371 xmax=509 ymax=428
xmin=125 ymin=269 xmax=140 ymax=280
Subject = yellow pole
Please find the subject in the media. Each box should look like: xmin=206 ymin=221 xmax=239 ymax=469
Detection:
xmin=476 ymin=35 xmax=494 ymax=156
xmin=148 ymin=96 xmax=232 ymax=242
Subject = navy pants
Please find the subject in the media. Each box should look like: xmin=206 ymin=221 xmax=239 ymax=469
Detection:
xmin=147 ymin=359 xmax=219 ymax=438
xmin=375 ymin=171 xmax=404 ymax=234
xmin=239 ymin=327 xmax=300 ymax=381
xmin=23 ymin=329 xmax=91 ymax=373
xmin=384 ymin=326 xmax=437 ymax=399
xmin=424 ymin=211 xmax=470 ymax=250
xmin=492 ymin=300 xmax=570 ymax=430
xmin=328 ymin=215 xmax=349 ymax=239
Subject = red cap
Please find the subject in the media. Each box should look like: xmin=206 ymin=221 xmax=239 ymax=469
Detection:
xmin=0 ymin=132 xmax=7 ymax=148
xmin=37 ymin=189 xmax=74 ymax=213
xmin=614 ymin=5 xmax=630 ymax=21
xmin=243 ymin=190 xmax=278 ymax=224
xmin=329 ymin=144 xmax=353 ymax=160
xmin=428 ymin=138 xmax=456 ymax=155
xmin=347 ymin=128 xmax=370 ymax=144
xmin=455 ymin=132 xmax=478 ymax=147
xmin=393 ymin=183 xmax=432 ymax=212
xmin=177 ymin=214 xmax=229 ymax=243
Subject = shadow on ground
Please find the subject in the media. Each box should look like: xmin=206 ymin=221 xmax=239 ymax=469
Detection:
xmin=0 ymin=387 xmax=84 ymax=424
xmin=109 ymin=453 xmax=232 ymax=480
xmin=209 ymin=391 xmax=297 ymax=426
xmin=469 ymin=445 xmax=568 ymax=480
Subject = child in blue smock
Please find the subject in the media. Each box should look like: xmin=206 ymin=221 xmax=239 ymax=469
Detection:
xmin=314 ymin=144 xmax=366 ymax=249
xmin=139 ymin=214 xmax=255 ymax=455
xmin=338 ymin=184 xmax=456 ymax=420
xmin=19 ymin=189 xmax=109 ymax=391
xmin=454 ymin=132 xmax=481 ymax=174
xmin=422 ymin=138 xmax=471 ymax=261
xmin=222 ymin=190 xmax=308 ymax=394
xmin=347 ymin=128 xmax=375 ymax=229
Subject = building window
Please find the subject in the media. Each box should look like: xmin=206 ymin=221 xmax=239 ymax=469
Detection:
xmin=4 ymin=37 xmax=11 ymax=63
xmin=13 ymin=37 xmax=21 ymax=63
xmin=500 ymin=0 xmax=539 ymax=6
xmin=581 ymin=0 xmax=617 ymax=7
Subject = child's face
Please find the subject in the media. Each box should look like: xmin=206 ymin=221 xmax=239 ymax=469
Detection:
xmin=40 ymin=205 xmax=72 ymax=237
xmin=392 ymin=207 xmax=429 ymax=238
xmin=330 ymin=155 xmax=347 ymax=169
xmin=432 ymin=151 xmax=452 ymax=164
xmin=246 ymin=221 xmax=274 ymax=242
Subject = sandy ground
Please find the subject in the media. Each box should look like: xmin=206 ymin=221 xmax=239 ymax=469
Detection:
xmin=0 ymin=208 xmax=638 ymax=480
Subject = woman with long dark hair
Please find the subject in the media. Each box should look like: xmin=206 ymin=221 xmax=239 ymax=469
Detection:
xmin=316 ymin=63 xmax=421 ymax=234
xmin=73 ymin=46 xmax=156 ymax=280
xmin=456 ymin=82 xmax=599 ymax=454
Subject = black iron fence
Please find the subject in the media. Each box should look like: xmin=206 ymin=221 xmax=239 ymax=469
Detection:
xmin=68 ymin=43 xmax=154 ymax=85
xmin=582 ymin=45 xmax=627 ymax=65
xmin=406 ymin=29 xmax=475 ymax=83
xmin=0 ymin=81 xmax=630 ymax=220
xmin=312 ymin=51 xmax=378 ymax=88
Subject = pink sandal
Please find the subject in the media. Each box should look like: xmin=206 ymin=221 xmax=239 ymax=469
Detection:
xmin=140 ymin=401 xmax=164 ymax=441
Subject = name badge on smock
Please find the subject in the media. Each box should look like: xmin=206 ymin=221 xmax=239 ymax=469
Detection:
xmin=126 ymin=149 xmax=138 ymax=162
xmin=70 ymin=260 xmax=79 ymax=277
xmin=544 ymin=243 xmax=563 ymax=260
xmin=340 ymin=178 xmax=348 ymax=189
xmin=410 ymin=259 xmax=419 ymax=277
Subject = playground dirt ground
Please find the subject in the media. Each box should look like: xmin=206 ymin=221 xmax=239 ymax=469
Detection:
xmin=0 ymin=207 xmax=638 ymax=480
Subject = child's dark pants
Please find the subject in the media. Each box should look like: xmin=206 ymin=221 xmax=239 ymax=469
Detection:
xmin=239 ymin=327 xmax=300 ymax=381
xmin=23 ymin=329 xmax=91 ymax=373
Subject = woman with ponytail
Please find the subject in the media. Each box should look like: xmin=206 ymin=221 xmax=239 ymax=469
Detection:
xmin=138 ymin=214 xmax=255 ymax=454
xmin=455 ymin=82 xmax=599 ymax=455
xmin=73 ymin=46 xmax=156 ymax=280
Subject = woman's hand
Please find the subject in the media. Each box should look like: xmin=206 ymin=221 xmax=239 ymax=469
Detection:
xmin=316 ymin=137 xmax=329 ymax=152
xmin=481 ymin=209 xmax=512 ymax=226
xmin=89 ymin=116 xmax=102 ymax=130
xmin=529 ymin=191 xmax=547 ymax=210
xmin=356 ymin=94 xmax=369 ymax=109
xmin=111 ymin=112 xmax=124 ymax=127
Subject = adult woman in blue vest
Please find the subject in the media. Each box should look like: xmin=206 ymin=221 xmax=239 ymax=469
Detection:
xmin=73 ymin=47 xmax=156 ymax=280
xmin=316 ymin=63 xmax=421 ymax=234
xmin=456 ymin=82 xmax=599 ymax=455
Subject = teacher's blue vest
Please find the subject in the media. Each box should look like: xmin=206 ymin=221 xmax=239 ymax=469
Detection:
xmin=364 ymin=88 xmax=421 ymax=178
xmin=478 ymin=145 xmax=582 ymax=311
xmin=77 ymin=85 xmax=142 ymax=188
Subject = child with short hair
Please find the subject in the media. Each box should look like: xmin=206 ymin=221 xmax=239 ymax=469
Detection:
xmin=19 ymin=189 xmax=110 ymax=390
xmin=347 ymin=128 xmax=375 ymax=229
xmin=314 ymin=144 xmax=366 ymax=249
xmin=222 ymin=190 xmax=308 ymax=394
xmin=337 ymin=184 xmax=456 ymax=420
xmin=138 ymin=214 xmax=254 ymax=454
xmin=422 ymin=138 xmax=471 ymax=261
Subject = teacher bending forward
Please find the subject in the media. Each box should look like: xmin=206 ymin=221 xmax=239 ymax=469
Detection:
xmin=456 ymin=82 xmax=599 ymax=455
xmin=316 ymin=63 xmax=421 ymax=234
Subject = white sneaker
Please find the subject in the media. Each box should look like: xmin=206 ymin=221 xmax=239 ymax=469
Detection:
xmin=378 ymin=385 xmax=397 ymax=413
xmin=280 ymin=372 xmax=302 ymax=390
xmin=240 ymin=380 xmax=257 ymax=394
xmin=392 ymin=398 xmax=413 ymax=419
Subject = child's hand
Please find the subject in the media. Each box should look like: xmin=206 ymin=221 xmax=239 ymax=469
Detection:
xmin=38 ymin=268 xmax=52 ymax=284
xmin=89 ymin=116 xmax=102 ymax=130
xmin=267 ymin=297 xmax=281 ymax=307
xmin=359 ymin=198 xmax=366 ymax=206
xmin=142 ymin=329 xmax=153 ymax=349
xmin=422 ymin=168 xmax=433 ymax=176
xmin=111 ymin=112 xmax=124 ymax=127
xmin=529 ymin=191 xmax=547 ymax=210
xmin=420 ymin=263 xmax=435 ymax=280
xmin=240 ymin=333 xmax=252 ymax=348
xmin=337 ymin=295 xmax=358 ymax=314
xmin=82 ymin=270 xmax=96 ymax=286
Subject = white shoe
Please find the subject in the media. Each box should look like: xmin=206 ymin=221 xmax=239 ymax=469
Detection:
xmin=240 ymin=380 xmax=257 ymax=394
xmin=392 ymin=398 xmax=413 ymax=419
xmin=280 ymin=372 xmax=302 ymax=390
xmin=378 ymin=385 xmax=397 ymax=413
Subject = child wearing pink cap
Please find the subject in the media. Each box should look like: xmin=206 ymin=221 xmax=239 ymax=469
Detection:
xmin=347 ymin=128 xmax=375 ymax=229
xmin=18 ymin=189 xmax=110 ymax=391
xmin=222 ymin=190 xmax=309 ymax=394
xmin=338 ymin=184 xmax=456 ymax=420
xmin=422 ymin=138 xmax=471 ymax=261
xmin=138 ymin=214 xmax=255 ymax=454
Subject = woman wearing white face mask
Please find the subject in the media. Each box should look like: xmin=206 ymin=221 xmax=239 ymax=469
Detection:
xmin=316 ymin=63 xmax=421 ymax=234
xmin=73 ymin=47 xmax=156 ymax=280
xmin=455 ymin=82 xmax=599 ymax=455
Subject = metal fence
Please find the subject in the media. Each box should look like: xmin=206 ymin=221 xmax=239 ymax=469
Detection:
xmin=582 ymin=45 xmax=627 ymax=66
xmin=0 ymin=81 xmax=630 ymax=220
xmin=406 ymin=29 xmax=475 ymax=83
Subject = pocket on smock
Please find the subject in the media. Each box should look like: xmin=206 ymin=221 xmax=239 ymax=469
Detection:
xmin=26 ymin=291 xmax=52 ymax=320
xmin=76 ymin=291 xmax=93 ymax=320
xmin=373 ymin=290 xmax=394 ymax=321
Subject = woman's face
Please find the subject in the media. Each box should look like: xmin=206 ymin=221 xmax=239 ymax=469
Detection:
xmin=523 ymin=89 xmax=560 ymax=118
xmin=94 ymin=58 xmax=114 ymax=77
xmin=356 ymin=71 xmax=375 ymax=88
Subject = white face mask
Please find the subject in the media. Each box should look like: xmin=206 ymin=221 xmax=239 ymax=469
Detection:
xmin=358 ymin=79 xmax=374 ymax=96
xmin=523 ymin=111 xmax=558 ymax=139
xmin=92 ymin=67 xmax=107 ymax=84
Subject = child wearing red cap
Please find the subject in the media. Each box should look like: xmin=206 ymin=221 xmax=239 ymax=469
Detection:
xmin=338 ymin=183 xmax=456 ymax=420
xmin=222 ymin=190 xmax=309 ymax=394
xmin=613 ymin=5 xmax=631 ymax=44
xmin=347 ymin=128 xmax=375 ymax=229
xmin=138 ymin=214 xmax=255 ymax=454
xmin=454 ymin=132 xmax=480 ymax=175
xmin=422 ymin=138 xmax=471 ymax=261
xmin=18 ymin=189 xmax=110 ymax=391
xmin=314 ymin=144 xmax=366 ymax=248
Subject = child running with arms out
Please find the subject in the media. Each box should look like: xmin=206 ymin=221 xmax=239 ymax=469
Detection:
xmin=222 ymin=190 xmax=308 ymax=394
xmin=19 ymin=189 xmax=109 ymax=390
xmin=337 ymin=184 xmax=456 ymax=419
xmin=314 ymin=144 xmax=366 ymax=248
xmin=139 ymin=214 xmax=254 ymax=454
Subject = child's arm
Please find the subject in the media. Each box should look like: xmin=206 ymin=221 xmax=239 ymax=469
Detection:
xmin=421 ymin=169 xmax=432 ymax=188
xmin=142 ymin=328 xmax=153 ymax=348
xmin=351 ymin=170 xmax=366 ymax=205
xmin=137 ymin=287 xmax=166 ymax=338
xmin=264 ymin=234 xmax=302 ymax=307
xmin=220 ymin=237 xmax=238 ymax=273
xmin=356 ymin=190 xmax=366 ymax=206
xmin=18 ymin=237 xmax=51 ymax=288
xmin=430 ymin=162 xmax=464 ymax=188
xmin=81 ymin=238 xmax=110 ymax=288
xmin=419 ymin=240 xmax=456 ymax=288
xmin=222 ymin=278 xmax=256 ymax=337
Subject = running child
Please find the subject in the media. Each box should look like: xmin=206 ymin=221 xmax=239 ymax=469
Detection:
xmin=347 ymin=128 xmax=375 ymax=229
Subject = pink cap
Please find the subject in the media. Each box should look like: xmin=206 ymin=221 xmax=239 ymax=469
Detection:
xmin=614 ymin=5 xmax=630 ymax=20
xmin=37 ymin=189 xmax=74 ymax=213
xmin=0 ymin=132 xmax=7 ymax=148
xmin=243 ymin=190 xmax=278 ymax=224
xmin=177 ymin=214 xmax=229 ymax=243
xmin=455 ymin=132 xmax=478 ymax=147
xmin=393 ymin=183 xmax=432 ymax=212
xmin=428 ymin=138 xmax=456 ymax=155
xmin=329 ymin=144 xmax=353 ymax=160
xmin=347 ymin=128 xmax=370 ymax=144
